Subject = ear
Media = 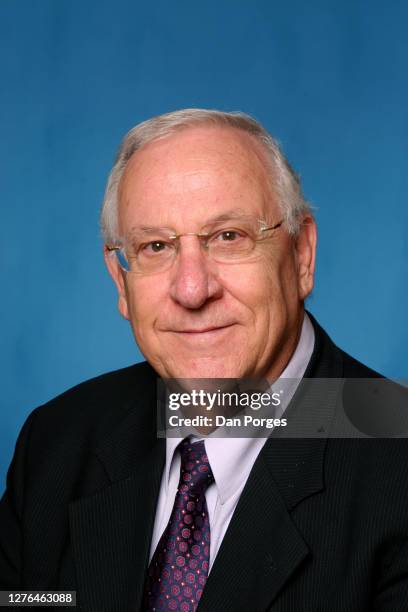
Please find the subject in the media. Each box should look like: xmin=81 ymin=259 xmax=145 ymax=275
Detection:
xmin=295 ymin=215 xmax=317 ymax=300
xmin=103 ymin=245 xmax=130 ymax=320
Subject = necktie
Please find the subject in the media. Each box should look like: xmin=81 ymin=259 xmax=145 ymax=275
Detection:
xmin=144 ymin=439 xmax=214 ymax=611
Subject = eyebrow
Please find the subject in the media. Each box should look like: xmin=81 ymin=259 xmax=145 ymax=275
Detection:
xmin=128 ymin=209 xmax=255 ymax=233
xmin=203 ymin=209 xmax=251 ymax=224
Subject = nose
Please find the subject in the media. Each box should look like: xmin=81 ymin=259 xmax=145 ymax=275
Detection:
xmin=169 ymin=236 xmax=223 ymax=309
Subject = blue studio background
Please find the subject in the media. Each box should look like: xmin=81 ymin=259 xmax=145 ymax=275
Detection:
xmin=1 ymin=0 xmax=407 ymax=491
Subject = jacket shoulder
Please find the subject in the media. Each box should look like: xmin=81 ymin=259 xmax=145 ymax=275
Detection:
xmin=306 ymin=311 xmax=384 ymax=379
xmin=27 ymin=361 xmax=158 ymax=445
xmin=338 ymin=347 xmax=384 ymax=378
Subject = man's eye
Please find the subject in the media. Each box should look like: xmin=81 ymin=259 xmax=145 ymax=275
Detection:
xmin=141 ymin=241 xmax=169 ymax=254
xmin=216 ymin=230 xmax=243 ymax=242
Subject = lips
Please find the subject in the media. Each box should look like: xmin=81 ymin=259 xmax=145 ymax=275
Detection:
xmin=169 ymin=324 xmax=235 ymax=334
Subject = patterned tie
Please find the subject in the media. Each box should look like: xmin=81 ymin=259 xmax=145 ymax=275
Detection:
xmin=144 ymin=439 xmax=214 ymax=611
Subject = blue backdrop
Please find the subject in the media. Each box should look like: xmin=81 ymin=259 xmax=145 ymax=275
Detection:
xmin=1 ymin=0 xmax=407 ymax=491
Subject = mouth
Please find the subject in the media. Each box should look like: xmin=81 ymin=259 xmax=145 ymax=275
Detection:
xmin=168 ymin=324 xmax=236 ymax=339
xmin=178 ymin=325 xmax=233 ymax=333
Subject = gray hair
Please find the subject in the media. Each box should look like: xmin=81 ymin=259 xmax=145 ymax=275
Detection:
xmin=100 ymin=108 xmax=311 ymax=243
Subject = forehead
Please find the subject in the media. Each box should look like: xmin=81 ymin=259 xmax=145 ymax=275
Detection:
xmin=118 ymin=126 xmax=278 ymax=230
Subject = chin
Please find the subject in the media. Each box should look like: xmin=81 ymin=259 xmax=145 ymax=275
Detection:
xmin=165 ymin=356 xmax=245 ymax=381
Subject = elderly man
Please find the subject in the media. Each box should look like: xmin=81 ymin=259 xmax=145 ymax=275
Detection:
xmin=1 ymin=109 xmax=408 ymax=611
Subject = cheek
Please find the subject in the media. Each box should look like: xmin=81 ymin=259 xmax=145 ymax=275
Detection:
xmin=237 ymin=254 xmax=286 ymax=297
xmin=124 ymin=277 xmax=166 ymax=337
xmin=219 ymin=261 xmax=277 ymax=321
xmin=229 ymin=252 xmax=300 ymax=344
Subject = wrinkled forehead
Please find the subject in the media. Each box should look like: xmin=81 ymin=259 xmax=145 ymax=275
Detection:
xmin=117 ymin=126 xmax=279 ymax=232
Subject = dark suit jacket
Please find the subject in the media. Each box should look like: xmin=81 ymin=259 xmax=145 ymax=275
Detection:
xmin=1 ymin=316 xmax=408 ymax=611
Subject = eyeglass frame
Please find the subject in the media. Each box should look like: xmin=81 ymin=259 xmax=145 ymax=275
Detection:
xmin=106 ymin=218 xmax=284 ymax=274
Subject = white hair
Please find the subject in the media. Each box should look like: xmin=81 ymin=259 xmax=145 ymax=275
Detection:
xmin=100 ymin=108 xmax=312 ymax=243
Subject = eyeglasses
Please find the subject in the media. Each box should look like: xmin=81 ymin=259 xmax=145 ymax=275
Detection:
xmin=106 ymin=215 xmax=284 ymax=275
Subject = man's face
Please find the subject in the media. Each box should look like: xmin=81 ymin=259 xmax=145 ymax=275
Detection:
xmin=106 ymin=126 xmax=316 ymax=380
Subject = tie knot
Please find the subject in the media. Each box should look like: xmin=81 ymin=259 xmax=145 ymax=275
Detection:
xmin=178 ymin=439 xmax=214 ymax=495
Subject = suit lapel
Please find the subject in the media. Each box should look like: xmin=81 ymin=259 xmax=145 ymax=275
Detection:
xmin=69 ymin=440 xmax=164 ymax=611
xmin=68 ymin=366 xmax=165 ymax=611
xmin=198 ymin=434 xmax=327 ymax=611
xmin=197 ymin=452 xmax=310 ymax=611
